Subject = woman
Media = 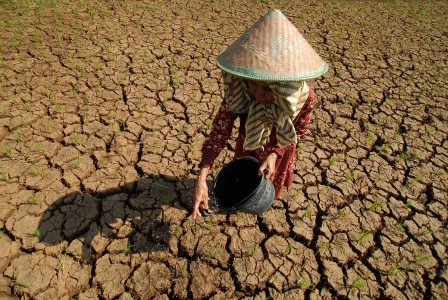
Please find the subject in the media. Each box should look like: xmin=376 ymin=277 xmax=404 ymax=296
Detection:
xmin=192 ymin=10 xmax=327 ymax=219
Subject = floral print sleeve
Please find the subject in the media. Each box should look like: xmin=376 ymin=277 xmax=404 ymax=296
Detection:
xmin=199 ymin=102 xmax=238 ymax=168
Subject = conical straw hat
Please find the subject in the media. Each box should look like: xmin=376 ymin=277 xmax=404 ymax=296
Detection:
xmin=217 ymin=10 xmax=328 ymax=82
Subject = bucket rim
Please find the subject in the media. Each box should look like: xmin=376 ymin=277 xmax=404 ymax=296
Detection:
xmin=212 ymin=156 xmax=265 ymax=210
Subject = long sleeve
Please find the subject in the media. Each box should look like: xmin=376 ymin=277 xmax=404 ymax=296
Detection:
xmin=199 ymin=102 xmax=238 ymax=168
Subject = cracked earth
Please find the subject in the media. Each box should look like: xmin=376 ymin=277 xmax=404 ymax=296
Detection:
xmin=0 ymin=0 xmax=447 ymax=299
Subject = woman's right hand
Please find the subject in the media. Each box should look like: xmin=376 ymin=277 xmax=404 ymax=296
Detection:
xmin=192 ymin=165 xmax=211 ymax=220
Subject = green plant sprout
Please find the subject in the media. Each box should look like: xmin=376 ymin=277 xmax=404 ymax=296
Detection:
xmin=31 ymin=163 xmax=43 ymax=176
xmin=29 ymin=193 xmax=39 ymax=204
xmin=206 ymin=118 xmax=212 ymax=130
xmin=249 ymin=243 xmax=258 ymax=257
xmin=301 ymin=208 xmax=312 ymax=221
xmin=160 ymin=194 xmax=174 ymax=204
xmin=33 ymin=142 xmax=44 ymax=153
xmin=180 ymin=267 xmax=189 ymax=278
xmin=395 ymin=222 xmax=406 ymax=231
xmin=24 ymin=102 xmax=32 ymax=111
xmin=18 ymin=116 xmax=27 ymax=126
xmin=32 ymin=228 xmax=42 ymax=239
xmin=112 ymin=169 xmax=121 ymax=179
xmin=54 ymin=102 xmax=62 ymax=112
xmin=12 ymin=279 xmax=30 ymax=291
xmin=351 ymin=276 xmax=364 ymax=289
xmin=1 ymin=106 xmax=10 ymax=116
xmin=206 ymin=215 xmax=213 ymax=229
xmin=405 ymin=200 xmax=413 ymax=207
xmin=71 ymin=155 xmax=81 ymax=169
xmin=346 ymin=169 xmax=355 ymax=181
xmin=337 ymin=209 xmax=347 ymax=219
xmin=388 ymin=264 xmax=408 ymax=275
xmin=82 ymin=96 xmax=89 ymax=106
xmin=212 ymin=244 xmax=221 ymax=260
xmin=357 ymin=229 xmax=371 ymax=241
xmin=44 ymin=121 xmax=52 ymax=131
xmin=1 ymin=143 xmax=14 ymax=157
xmin=0 ymin=170 xmax=10 ymax=181
xmin=123 ymin=243 xmax=133 ymax=254
xmin=13 ymin=130 xmax=22 ymax=142
xmin=329 ymin=156 xmax=337 ymax=165
xmin=283 ymin=242 xmax=292 ymax=257
xmin=416 ymin=254 xmax=432 ymax=264
xmin=317 ymin=242 xmax=331 ymax=254
xmin=369 ymin=200 xmax=383 ymax=210
xmin=297 ymin=277 xmax=310 ymax=290
xmin=421 ymin=227 xmax=434 ymax=235
xmin=114 ymin=147 xmax=122 ymax=155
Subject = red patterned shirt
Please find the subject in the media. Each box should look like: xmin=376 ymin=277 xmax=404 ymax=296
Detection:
xmin=200 ymin=88 xmax=316 ymax=199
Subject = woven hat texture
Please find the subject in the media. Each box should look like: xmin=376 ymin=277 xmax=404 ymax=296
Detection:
xmin=217 ymin=10 xmax=328 ymax=82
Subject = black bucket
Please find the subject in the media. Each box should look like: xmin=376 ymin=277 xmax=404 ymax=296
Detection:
xmin=212 ymin=156 xmax=275 ymax=215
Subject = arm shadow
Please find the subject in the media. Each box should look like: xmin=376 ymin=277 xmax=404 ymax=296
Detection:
xmin=37 ymin=173 xmax=211 ymax=263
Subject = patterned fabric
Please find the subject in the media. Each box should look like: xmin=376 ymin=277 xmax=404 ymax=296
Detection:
xmin=223 ymin=73 xmax=309 ymax=150
xmin=200 ymin=88 xmax=316 ymax=200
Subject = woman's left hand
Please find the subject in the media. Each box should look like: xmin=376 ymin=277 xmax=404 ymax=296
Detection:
xmin=258 ymin=152 xmax=277 ymax=181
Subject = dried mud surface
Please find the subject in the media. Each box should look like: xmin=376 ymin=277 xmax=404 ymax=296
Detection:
xmin=1 ymin=0 xmax=447 ymax=299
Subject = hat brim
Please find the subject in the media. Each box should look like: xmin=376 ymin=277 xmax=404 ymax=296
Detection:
xmin=217 ymin=54 xmax=329 ymax=82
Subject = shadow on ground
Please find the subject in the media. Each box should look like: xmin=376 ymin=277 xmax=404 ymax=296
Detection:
xmin=37 ymin=174 xmax=206 ymax=262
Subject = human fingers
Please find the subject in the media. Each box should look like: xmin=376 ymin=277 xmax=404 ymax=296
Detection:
xmin=258 ymin=161 xmax=268 ymax=176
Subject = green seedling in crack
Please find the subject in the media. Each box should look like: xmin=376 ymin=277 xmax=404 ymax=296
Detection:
xmin=301 ymin=208 xmax=312 ymax=221
xmin=32 ymin=228 xmax=42 ymax=239
xmin=13 ymin=279 xmax=30 ymax=291
xmin=23 ymin=101 xmax=32 ymax=111
xmin=395 ymin=222 xmax=406 ymax=231
xmin=29 ymin=193 xmax=39 ymax=204
xmin=337 ymin=209 xmax=347 ymax=219
xmin=114 ymin=147 xmax=122 ymax=155
xmin=31 ymin=163 xmax=43 ymax=176
xmin=283 ymin=242 xmax=292 ymax=257
xmin=2 ymin=145 xmax=12 ymax=158
xmin=14 ymin=130 xmax=22 ymax=142
xmin=160 ymin=194 xmax=174 ymax=204
xmin=33 ymin=142 xmax=44 ymax=153
xmin=421 ymin=226 xmax=434 ymax=235
xmin=249 ymin=243 xmax=258 ymax=257
xmin=369 ymin=200 xmax=383 ymax=210
xmin=18 ymin=116 xmax=27 ymax=126
xmin=54 ymin=102 xmax=62 ymax=112
xmin=405 ymin=200 xmax=413 ymax=208
xmin=44 ymin=121 xmax=52 ymax=131
xmin=212 ymin=245 xmax=221 ymax=260
xmin=149 ymin=142 xmax=157 ymax=154
xmin=357 ymin=230 xmax=371 ymax=242
xmin=206 ymin=118 xmax=212 ymax=130
xmin=112 ymin=169 xmax=122 ymax=179
xmin=329 ymin=156 xmax=337 ymax=165
xmin=0 ymin=170 xmax=10 ymax=182
xmin=416 ymin=254 xmax=432 ymax=264
xmin=388 ymin=264 xmax=408 ymax=275
xmin=71 ymin=155 xmax=81 ymax=169
xmin=345 ymin=169 xmax=355 ymax=182
xmin=206 ymin=215 xmax=213 ymax=229
xmin=297 ymin=277 xmax=310 ymax=290
xmin=1 ymin=106 xmax=10 ymax=116
xmin=179 ymin=124 xmax=185 ymax=134
xmin=82 ymin=96 xmax=89 ymax=106
xmin=351 ymin=276 xmax=364 ymax=289
xmin=180 ymin=267 xmax=189 ymax=278
xmin=123 ymin=244 xmax=133 ymax=254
